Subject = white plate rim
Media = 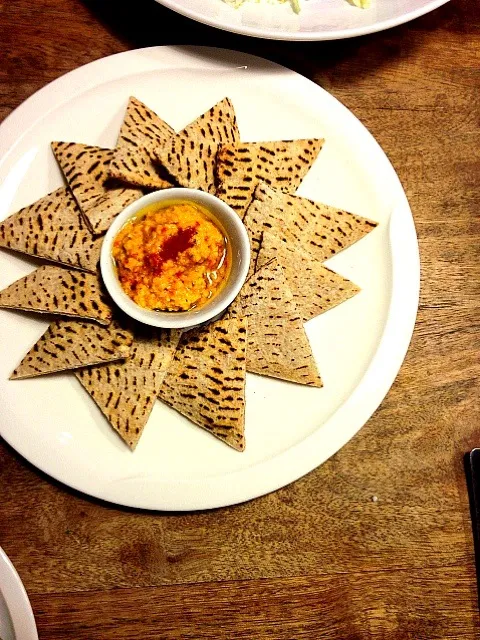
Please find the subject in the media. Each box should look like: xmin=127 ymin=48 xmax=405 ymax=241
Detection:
xmin=0 ymin=46 xmax=420 ymax=510
xmin=154 ymin=0 xmax=450 ymax=41
xmin=0 ymin=548 xmax=38 ymax=640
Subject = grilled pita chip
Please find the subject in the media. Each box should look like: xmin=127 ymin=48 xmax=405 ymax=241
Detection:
xmin=244 ymin=182 xmax=378 ymax=268
xmin=155 ymin=97 xmax=239 ymax=194
xmin=0 ymin=265 xmax=112 ymax=325
xmin=76 ymin=367 xmax=163 ymax=450
xmin=51 ymin=142 xmax=143 ymax=235
xmin=159 ymin=317 xmax=247 ymax=451
xmin=0 ymin=188 xmax=101 ymax=273
xmin=110 ymin=96 xmax=175 ymax=189
xmin=257 ymin=231 xmax=360 ymax=322
xmin=76 ymin=327 xmax=181 ymax=449
xmin=216 ymin=138 xmax=324 ymax=219
xmin=10 ymin=319 xmax=133 ymax=379
xmin=240 ymin=260 xmax=322 ymax=387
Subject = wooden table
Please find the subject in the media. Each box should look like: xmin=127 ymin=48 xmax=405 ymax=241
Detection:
xmin=1 ymin=1 xmax=479 ymax=638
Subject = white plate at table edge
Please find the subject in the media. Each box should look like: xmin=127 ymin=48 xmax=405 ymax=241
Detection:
xmin=0 ymin=46 xmax=420 ymax=511
xmin=0 ymin=548 xmax=38 ymax=640
xmin=154 ymin=0 xmax=450 ymax=41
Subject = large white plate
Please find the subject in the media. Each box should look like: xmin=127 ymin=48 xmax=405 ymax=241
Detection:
xmin=155 ymin=0 xmax=450 ymax=41
xmin=0 ymin=46 xmax=419 ymax=511
xmin=0 ymin=548 xmax=38 ymax=640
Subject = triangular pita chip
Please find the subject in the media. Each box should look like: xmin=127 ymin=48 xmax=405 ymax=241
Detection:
xmin=76 ymin=327 xmax=181 ymax=449
xmin=216 ymin=138 xmax=324 ymax=219
xmin=155 ymin=97 xmax=239 ymax=194
xmin=158 ymin=317 xmax=247 ymax=451
xmin=240 ymin=260 xmax=322 ymax=387
xmin=110 ymin=96 xmax=175 ymax=189
xmin=51 ymin=142 xmax=143 ymax=235
xmin=0 ymin=265 xmax=112 ymax=325
xmin=257 ymin=231 xmax=360 ymax=322
xmin=0 ymin=188 xmax=101 ymax=273
xmin=76 ymin=367 xmax=163 ymax=450
xmin=10 ymin=319 xmax=133 ymax=379
xmin=244 ymin=182 xmax=377 ymax=267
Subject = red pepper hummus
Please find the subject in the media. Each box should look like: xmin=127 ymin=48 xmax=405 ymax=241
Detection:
xmin=112 ymin=201 xmax=230 ymax=312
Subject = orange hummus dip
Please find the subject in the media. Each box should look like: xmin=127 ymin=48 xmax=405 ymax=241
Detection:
xmin=112 ymin=201 xmax=230 ymax=312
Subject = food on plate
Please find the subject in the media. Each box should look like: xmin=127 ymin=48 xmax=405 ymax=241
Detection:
xmin=10 ymin=319 xmax=133 ymax=379
xmin=110 ymin=96 xmax=175 ymax=189
xmin=222 ymin=0 xmax=370 ymax=12
xmin=76 ymin=326 xmax=181 ymax=449
xmin=215 ymin=138 xmax=324 ymax=219
xmin=222 ymin=0 xmax=300 ymax=12
xmin=112 ymin=200 xmax=230 ymax=312
xmin=0 ymin=188 xmax=102 ymax=273
xmin=256 ymin=230 xmax=360 ymax=322
xmin=0 ymin=265 xmax=112 ymax=325
xmin=158 ymin=317 xmax=247 ymax=451
xmin=154 ymin=97 xmax=239 ymax=194
xmin=0 ymin=94 xmax=378 ymax=452
xmin=51 ymin=142 xmax=143 ymax=235
xmin=228 ymin=259 xmax=322 ymax=386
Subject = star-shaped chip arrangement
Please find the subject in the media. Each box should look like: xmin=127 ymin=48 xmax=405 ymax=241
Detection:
xmin=0 ymin=95 xmax=377 ymax=452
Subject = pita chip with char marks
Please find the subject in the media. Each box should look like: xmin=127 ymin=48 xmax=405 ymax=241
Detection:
xmin=51 ymin=141 xmax=143 ymax=235
xmin=0 ymin=265 xmax=112 ymax=325
xmin=110 ymin=96 xmax=175 ymax=189
xmin=215 ymin=138 xmax=324 ymax=219
xmin=154 ymin=97 xmax=240 ymax=194
xmin=10 ymin=319 xmax=133 ymax=379
xmin=257 ymin=230 xmax=360 ymax=322
xmin=0 ymin=187 xmax=102 ymax=273
xmin=243 ymin=182 xmax=378 ymax=270
xmin=158 ymin=317 xmax=247 ymax=452
xmin=238 ymin=259 xmax=322 ymax=388
xmin=126 ymin=323 xmax=182 ymax=371
xmin=75 ymin=326 xmax=181 ymax=450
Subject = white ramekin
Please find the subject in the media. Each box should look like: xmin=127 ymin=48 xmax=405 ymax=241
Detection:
xmin=100 ymin=188 xmax=250 ymax=329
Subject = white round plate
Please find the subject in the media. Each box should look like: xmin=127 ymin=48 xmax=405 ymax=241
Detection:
xmin=0 ymin=46 xmax=419 ymax=511
xmin=155 ymin=0 xmax=450 ymax=41
xmin=0 ymin=548 xmax=38 ymax=640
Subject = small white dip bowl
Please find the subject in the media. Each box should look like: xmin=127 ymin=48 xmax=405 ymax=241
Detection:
xmin=100 ymin=188 xmax=250 ymax=330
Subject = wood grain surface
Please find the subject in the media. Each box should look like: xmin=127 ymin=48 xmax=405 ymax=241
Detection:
xmin=1 ymin=0 xmax=479 ymax=638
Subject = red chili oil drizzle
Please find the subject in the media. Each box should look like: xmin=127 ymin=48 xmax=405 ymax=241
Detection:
xmin=144 ymin=226 xmax=197 ymax=275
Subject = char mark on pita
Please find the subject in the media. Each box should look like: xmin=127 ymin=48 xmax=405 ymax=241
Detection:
xmin=75 ymin=326 xmax=181 ymax=449
xmin=110 ymin=96 xmax=176 ymax=189
xmin=76 ymin=366 xmax=163 ymax=450
xmin=0 ymin=187 xmax=101 ymax=273
xmin=243 ymin=182 xmax=377 ymax=274
xmin=239 ymin=259 xmax=322 ymax=387
xmin=0 ymin=265 xmax=113 ymax=325
xmin=154 ymin=97 xmax=240 ymax=194
xmin=257 ymin=230 xmax=360 ymax=322
xmin=11 ymin=319 xmax=133 ymax=379
xmin=215 ymin=138 xmax=324 ymax=219
xmin=51 ymin=141 xmax=144 ymax=235
xmin=158 ymin=317 xmax=247 ymax=451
